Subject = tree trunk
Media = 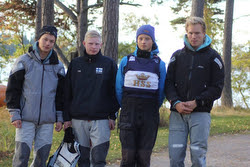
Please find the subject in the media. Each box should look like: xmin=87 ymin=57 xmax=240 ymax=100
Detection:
xmin=101 ymin=0 xmax=119 ymax=63
xmin=191 ymin=0 xmax=205 ymax=17
xmin=40 ymin=0 xmax=69 ymax=67
xmin=35 ymin=0 xmax=42 ymax=41
xmin=54 ymin=0 xmax=78 ymax=26
xmin=42 ymin=0 xmax=54 ymax=26
xmin=221 ymin=0 xmax=234 ymax=108
xmin=54 ymin=44 xmax=69 ymax=67
xmin=77 ymin=0 xmax=88 ymax=58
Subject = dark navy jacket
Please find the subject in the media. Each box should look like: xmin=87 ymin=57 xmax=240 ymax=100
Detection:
xmin=165 ymin=35 xmax=224 ymax=112
xmin=63 ymin=50 xmax=119 ymax=121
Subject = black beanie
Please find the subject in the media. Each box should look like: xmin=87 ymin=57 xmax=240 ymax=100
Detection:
xmin=38 ymin=25 xmax=57 ymax=39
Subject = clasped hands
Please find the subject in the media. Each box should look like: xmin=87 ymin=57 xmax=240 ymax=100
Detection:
xmin=175 ymin=100 xmax=197 ymax=114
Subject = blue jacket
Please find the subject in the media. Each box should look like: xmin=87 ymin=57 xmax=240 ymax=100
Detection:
xmin=116 ymin=43 xmax=166 ymax=107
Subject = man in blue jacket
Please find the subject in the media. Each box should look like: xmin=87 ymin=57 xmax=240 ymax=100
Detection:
xmin=6 ymin=25 xmax=65 ymax=167
xmin=116 ymin=24 xmax=166 ymax=167
xmin=63 ymin=30 xmax=119 ymax=167
xmin=165 ymin=17 xmax=224 ymax=167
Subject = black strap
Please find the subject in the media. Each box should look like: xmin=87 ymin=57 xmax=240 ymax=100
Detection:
xmin=63 ymin=127 xmax=75 ymax=143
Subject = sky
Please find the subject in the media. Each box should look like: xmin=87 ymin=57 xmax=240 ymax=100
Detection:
xmin=118 ymin=0 xmax=250 ymax=64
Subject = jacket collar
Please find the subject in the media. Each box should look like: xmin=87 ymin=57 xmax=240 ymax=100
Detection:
xmin=28 ymin=41 xmax=59 ymax=64
xmin=133 ymin=42 xmax=159 ymax=58
xmin=83 ymin=49 xmax=102 ymax=63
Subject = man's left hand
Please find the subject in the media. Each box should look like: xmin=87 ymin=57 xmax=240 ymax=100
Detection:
xmin=55 ymin=122 xmax=63 ymax=132
xmin=109 ymin=119 xmax=116 ymax=130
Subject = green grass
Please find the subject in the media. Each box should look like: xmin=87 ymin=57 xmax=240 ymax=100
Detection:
xmin=0 ymin=106 xmax=249 ymax=166
xmin=210 ymin=115 xmax=250 ymax=135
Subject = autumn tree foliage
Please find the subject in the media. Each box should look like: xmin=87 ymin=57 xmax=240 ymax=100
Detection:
xmin=0 ymin=0 xmax=140 ymax=67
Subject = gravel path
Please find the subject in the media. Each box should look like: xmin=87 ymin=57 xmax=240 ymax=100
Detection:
xmin=107 ymin=133 xmax=250 ymax=167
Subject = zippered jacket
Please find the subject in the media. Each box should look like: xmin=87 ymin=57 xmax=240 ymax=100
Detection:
xmin=6 ymin=44 xmax=65 ymax=124
xmin=63 ymin=50 xmax=119 ymax=121
xmin=165 ymin=35 xmax=224 ymax=112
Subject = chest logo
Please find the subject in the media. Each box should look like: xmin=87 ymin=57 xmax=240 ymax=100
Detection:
xmin=136 ymin=73 xmax=150 ymax=80
xmin=124 ymin=71 xmax=159 ymax=90
xmin=96 ymin=67 xmax=103 ymax=74
xmin=134 ymin=73 xmax=151 ymax=88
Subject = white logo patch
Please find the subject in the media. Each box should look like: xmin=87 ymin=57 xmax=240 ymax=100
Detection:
xmin=169 ymin=56 xmax=176 ymax=63
xmin=214 ymin=58 xmax=223 ymax=69
xmin=129 ymin=56 xmax=135 ymax=61
xmin=124 ymin=71 xmax=159 ymax=90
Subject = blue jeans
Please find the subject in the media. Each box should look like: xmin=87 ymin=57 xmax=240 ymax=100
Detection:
xmin=168 ymin=111 xmax=211 ymax=167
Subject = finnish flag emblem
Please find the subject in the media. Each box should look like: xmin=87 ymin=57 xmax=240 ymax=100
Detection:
xmin=96 ymin=67 xmax=103 ymax=74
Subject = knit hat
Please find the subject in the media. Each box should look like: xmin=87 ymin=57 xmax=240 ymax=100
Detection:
xmin=38 ymin=25 xmax=57 ymax=39
xmin=136 ymin=24 xmax=155 ymax=42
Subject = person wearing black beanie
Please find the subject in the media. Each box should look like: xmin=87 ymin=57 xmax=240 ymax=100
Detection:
xmin=116 ymin=25 xmax=166 ymax=167
xmin=38 ymin=25 xmax=58 ymax=40
xmin=6 ymin=25 xmax=65 ymax=167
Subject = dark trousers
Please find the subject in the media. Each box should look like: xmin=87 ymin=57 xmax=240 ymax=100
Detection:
xmin=119 ymin=97 xmax=159 ymax=167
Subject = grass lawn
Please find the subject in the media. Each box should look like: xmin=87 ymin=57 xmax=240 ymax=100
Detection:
xmin=0 ymin=106 xmax=249 ymax=166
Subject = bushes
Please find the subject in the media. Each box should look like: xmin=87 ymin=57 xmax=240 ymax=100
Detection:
xmin=0 ymin=107 xmax=15 ymax=152
xmin=159 ymin=107 xmax=170 ymax=127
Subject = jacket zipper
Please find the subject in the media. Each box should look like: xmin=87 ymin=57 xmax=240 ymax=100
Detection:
xmin=38 ymin=65 xmax=45 ymax=125
xmin=187 ymin=55 xmax=194 ymax=100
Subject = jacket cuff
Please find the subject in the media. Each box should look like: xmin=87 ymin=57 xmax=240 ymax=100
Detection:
xmin=195 ymin=97 xmax=204 ymax=107
xmin=9 ymin=109 xmax=21 ymax=122
xmin=56 ymin=111 xmax=64 ymax=123
xmin=109 ymin=111 xmax=118 ymax=120
xmin=173 ymin=100 xmax=181 ymax=109
xmin=171 ymin=100 xmax=181 ymax=109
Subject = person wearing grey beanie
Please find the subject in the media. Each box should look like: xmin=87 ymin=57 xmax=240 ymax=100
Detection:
xmin=116 ymin=24 xmax=166 ymax=167
xmin=6 ymin=24 xmax=65 ymax=167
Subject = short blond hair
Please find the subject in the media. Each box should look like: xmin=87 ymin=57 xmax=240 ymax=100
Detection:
xmin=84 ymin=30 xmax=101 ymax=41
xmin=185 ymin=17 xmax=206 ymax=33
